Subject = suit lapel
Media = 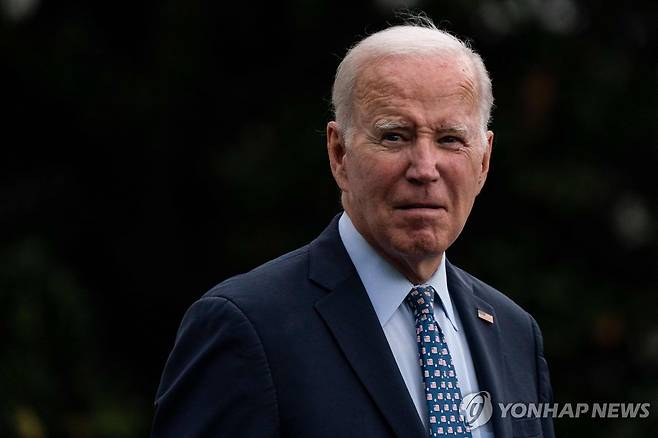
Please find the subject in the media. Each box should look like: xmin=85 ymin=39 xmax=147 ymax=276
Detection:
xmin=309 ymin=216 xmax=426 ymax=438
xmin=446 ymin=261 xmax=509 ymax=438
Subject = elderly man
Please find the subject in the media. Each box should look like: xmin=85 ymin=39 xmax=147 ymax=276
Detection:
xmin=152 ymin=20 xmax=555 ymax=438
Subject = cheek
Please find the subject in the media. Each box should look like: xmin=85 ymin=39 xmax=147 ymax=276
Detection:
xmin=443 ymin=158 xmax=481 ymax=202
xmin=349 ymin=156 xmax=397 ymax=194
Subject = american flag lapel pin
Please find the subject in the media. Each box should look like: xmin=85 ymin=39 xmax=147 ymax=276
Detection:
xmin=477 ymin=309 xmax=494 ymax=324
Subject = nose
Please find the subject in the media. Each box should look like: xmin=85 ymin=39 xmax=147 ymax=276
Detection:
xmin=405 ymin=138 xmax=440 ymax=185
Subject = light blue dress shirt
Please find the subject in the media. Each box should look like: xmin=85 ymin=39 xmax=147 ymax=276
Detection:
xmin=338 ymin=212 xmax=494 ymax=437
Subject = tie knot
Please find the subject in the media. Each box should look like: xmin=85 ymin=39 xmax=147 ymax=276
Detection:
xmin=406 ymin=285 xmax=436 ymax=318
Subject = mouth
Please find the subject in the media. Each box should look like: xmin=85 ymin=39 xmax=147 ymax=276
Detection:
xmin=394 ymin=202 xmax=444 ymax=210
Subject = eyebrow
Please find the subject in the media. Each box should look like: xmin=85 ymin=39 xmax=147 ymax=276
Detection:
xmin=373 ymin=119 xmax=411 ymax=131
xmin=373 ymin=119 xmax=470 ymax=136
xmin=436 ymin=124 xmax=470 ymax=136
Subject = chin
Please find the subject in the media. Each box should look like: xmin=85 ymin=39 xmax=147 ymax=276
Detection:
xmin=390 ymin=232 xmax=447 ymax=259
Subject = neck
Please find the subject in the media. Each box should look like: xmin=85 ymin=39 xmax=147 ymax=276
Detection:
xmin=380 ymin=251 xmax=443 ymax=285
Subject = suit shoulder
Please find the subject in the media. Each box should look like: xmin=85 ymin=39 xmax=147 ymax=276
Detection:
xmin=202 ymin=244 xmax=312 ymax=302
xmin=451 ymin=263 xmax=531 ymax=320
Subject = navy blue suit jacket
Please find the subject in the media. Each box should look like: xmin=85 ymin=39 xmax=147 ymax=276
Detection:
xmin=153 ymin=215 xmax=555 ymax=437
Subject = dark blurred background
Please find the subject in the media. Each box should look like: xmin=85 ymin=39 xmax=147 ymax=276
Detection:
xmin=2 ymin=0 xmax=657 ymax=436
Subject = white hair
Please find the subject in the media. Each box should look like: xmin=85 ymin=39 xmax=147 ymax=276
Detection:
xmin=331 ymin=18 xmax=494 ymax=146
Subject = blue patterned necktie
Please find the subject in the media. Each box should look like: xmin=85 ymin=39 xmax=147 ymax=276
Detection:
xmin=407 ymin=285 xmax=472 ymax=437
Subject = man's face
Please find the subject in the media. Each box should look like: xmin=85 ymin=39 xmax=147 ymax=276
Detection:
xmin=328 ymin=55 xmax=493 ymax=278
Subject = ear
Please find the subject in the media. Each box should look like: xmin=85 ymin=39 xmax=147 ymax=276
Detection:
xmin=476 ymin=130 xmax=494 ymax=195
xmin=327 ymin=121 xmax=349 ymax=192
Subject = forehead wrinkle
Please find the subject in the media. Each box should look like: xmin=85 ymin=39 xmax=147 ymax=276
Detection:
xmin=354 ymin=62 xmax=416 ymax=122
xmin=356 ymin=85 xmax=408 ymax=119
xmin=455 ymin=60 xmax=480 ymax=109
xmin=354 ymin=56 xmax=483 ymax=133
xmin=458 ymin=80 xmax=478 ymax=108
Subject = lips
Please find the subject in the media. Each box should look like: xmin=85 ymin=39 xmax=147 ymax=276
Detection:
xmin=395 ymin=202 xmax=443 ymax=209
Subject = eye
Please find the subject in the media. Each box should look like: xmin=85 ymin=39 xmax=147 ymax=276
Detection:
xmin=382 ymin=132 xmax=405 ymax=142
xmin=439 ymin=135 xmax=461 ymax=143
xmin=438 ymin=135 xmax=464 ymax=148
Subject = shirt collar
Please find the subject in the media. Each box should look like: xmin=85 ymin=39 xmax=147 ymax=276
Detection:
xmin=338 ymin=212 xmax=459 ymax=331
